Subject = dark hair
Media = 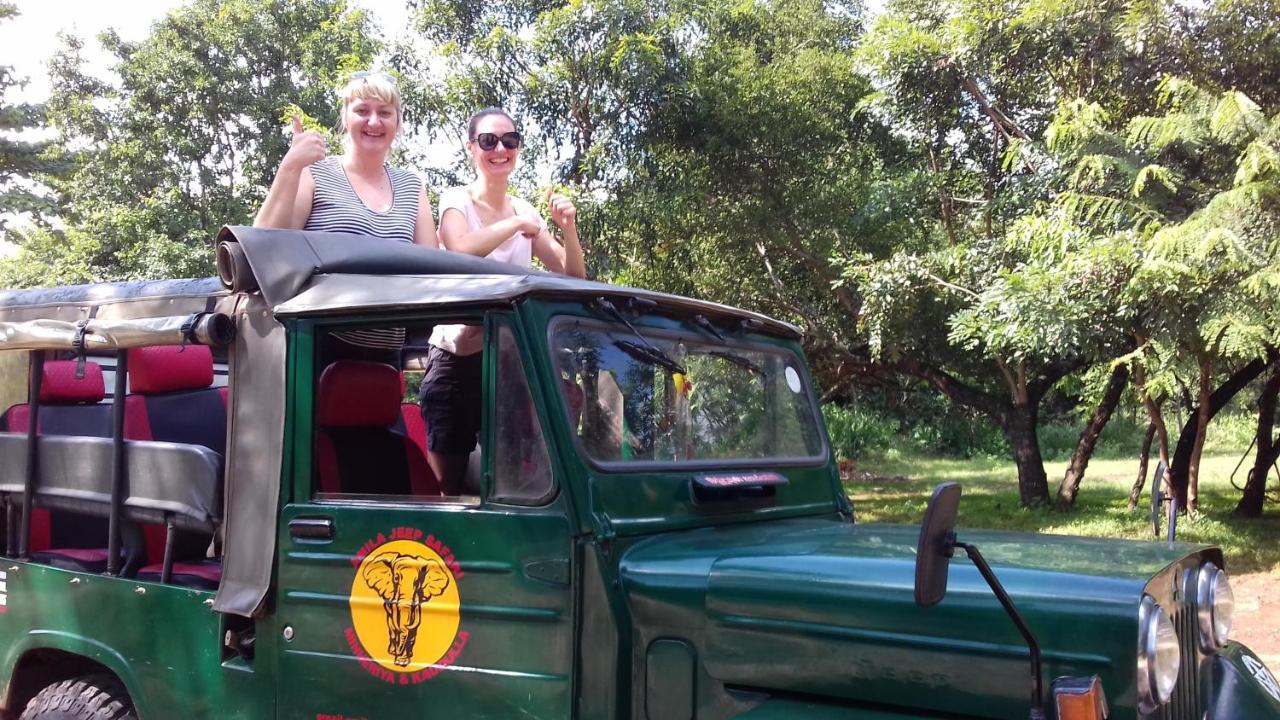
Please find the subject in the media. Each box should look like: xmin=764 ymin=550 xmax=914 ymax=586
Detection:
xmin=467 ymin=107 xmax=516 ymax=140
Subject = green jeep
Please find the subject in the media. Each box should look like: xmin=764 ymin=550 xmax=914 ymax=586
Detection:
xmin=0 ymin=226 xmax=1274 ymax=719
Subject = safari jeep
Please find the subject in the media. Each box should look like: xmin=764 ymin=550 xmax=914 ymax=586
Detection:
xmin=0 ymin=226 xmax=1275 ymax=720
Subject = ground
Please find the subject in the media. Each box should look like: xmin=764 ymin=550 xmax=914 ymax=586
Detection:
xmin=1232 ymin=571 xmax=1280 ymax=671
xmin=849 ymin=452 xmax=1280 ymax=673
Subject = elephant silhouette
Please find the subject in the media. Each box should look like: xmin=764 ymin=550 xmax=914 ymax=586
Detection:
xmin=362 ymin=551 xmax=451 ymax=666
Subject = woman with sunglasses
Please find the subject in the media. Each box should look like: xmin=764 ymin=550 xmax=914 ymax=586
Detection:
xmin=422 ymin=107 xmax=585 ymax=493
xmin=255 ymin=71 xmax=437 ymax=360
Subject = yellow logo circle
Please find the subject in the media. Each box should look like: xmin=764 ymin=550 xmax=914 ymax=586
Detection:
xmin=349 ymin=538 xmax=461 ymax=673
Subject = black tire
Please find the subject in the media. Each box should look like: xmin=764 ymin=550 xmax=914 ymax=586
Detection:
xmin=19 ymin=675 xmax=137 ymax=720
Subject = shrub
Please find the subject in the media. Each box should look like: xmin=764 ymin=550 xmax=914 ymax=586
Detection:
xmin=823 ymin=404 xmax=898 ymax=461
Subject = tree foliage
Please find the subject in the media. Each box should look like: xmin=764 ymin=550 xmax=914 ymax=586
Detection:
xmin=0 ymin=2 xmax=67 ymax=234
xmin=0 ymin=0 xmax=378 ymax=285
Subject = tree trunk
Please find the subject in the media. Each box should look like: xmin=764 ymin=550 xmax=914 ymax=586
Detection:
xmin=1169 ymin=355 xmax=1271 ymax=511
xmin=1234 ymin=368 xmax=1280 ymax=517
xmin=1129 ymin=422 xmax=1157 ymax=509
xmin=1057 ymin=363 xmax=1129 ymax=509
xmin=1183 ymin=357 xmax=1214 ymax=515
xmin=1130 ymin=362 xmax=1172 ymax=510
xmin=1005 ymin=402 xmax=1050 ymax=506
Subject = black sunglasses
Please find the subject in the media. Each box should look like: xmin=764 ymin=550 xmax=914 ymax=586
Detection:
xmin=474 ymin=131 xmax=522 ymax=151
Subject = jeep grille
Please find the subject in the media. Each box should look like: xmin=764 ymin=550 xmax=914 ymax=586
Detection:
xmin=1156 ymin=594 xmax=1202 ymax=720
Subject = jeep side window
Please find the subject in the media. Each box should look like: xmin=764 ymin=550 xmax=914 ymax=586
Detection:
xmin=313 ymin=323 xmax=468 ymax=501
xmin=489 ymin=322 xmax=554 ymax=504
xmin=311 ymin=319 xmax=553 ymax=505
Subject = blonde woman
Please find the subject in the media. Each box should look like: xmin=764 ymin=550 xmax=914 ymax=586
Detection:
xmin=255 ymin=71 xmax=437 ymax=248
xmin=256 ymin=71 xmax=437 ymax=360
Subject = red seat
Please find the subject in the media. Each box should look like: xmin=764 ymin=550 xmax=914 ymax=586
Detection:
xmin=399 ymin=402 xmax=430 ymax=459
xmin=1 ymin=360 xmax=118 ymax=570
xmin=123 ymin=345 xmax=226 ymax=588
xmin=316 ymin=361 xmax=439 ymax=497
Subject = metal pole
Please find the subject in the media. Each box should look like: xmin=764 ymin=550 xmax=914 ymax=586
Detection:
xmin=106 ymin=350 xmax=128 ymax=575
xmin=19 ymin=351 xmax=44 ymax=559
xmin=160 ymin=517 xmax=176 ymax=584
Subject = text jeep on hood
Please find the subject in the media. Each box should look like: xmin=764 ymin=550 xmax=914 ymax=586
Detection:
xmin=0 ymin=227 xmax=1271 ymax=719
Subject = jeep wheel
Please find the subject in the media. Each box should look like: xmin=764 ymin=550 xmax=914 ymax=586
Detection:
xmin=19 ymin=675 xmax=137 ymax=720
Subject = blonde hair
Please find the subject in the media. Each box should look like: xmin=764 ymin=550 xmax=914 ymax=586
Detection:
xmin=335 ymin=71 xmax=402 ymax=137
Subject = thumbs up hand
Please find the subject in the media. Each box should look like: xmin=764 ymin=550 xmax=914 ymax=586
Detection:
xmin=545 ymin=188 xmax=577 ymax=233
xmin=280 ymin=113 xmax=328 ymax=173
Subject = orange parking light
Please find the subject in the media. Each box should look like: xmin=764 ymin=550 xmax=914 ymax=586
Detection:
xmin=1054 ymin=675 xmax=1109 ymax=720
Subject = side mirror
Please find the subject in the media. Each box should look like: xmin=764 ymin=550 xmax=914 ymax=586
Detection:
xmin=914 ymin=482 xmax=961 ymax=608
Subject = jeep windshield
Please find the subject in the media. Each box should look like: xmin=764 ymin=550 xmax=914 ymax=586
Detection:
xmin=551 ymin=318 xmax=825 ymax=467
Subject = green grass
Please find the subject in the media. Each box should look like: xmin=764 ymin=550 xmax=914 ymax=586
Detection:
xmin=849 ymin=453 xmax=1280 ymax=574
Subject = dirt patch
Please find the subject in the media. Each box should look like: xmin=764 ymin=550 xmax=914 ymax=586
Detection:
xmin=840 ymin=461 xmax=912 ymax=485
xmin=1230 ymin=571 xmax=1280 ymax=672
xmin=848 ymin=471 xmax=913 ymax=485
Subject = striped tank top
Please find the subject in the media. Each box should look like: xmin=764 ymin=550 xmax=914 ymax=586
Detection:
xmin=304 ymin=156 xmax=421 ymax=244
xmin=306 ymin=157 xmax=422 ymax=352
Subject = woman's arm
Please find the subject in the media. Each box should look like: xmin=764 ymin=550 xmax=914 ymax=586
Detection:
xmin=254 ymin=167 xmax=314 ymax=229
xmin=255 ymin=116 xmax=325 ymax=229
xmin=412 ymin=186 xmax=439 ymax=248
xmin=532 ymin=192 xmax=585 ymax=278
xmin=438 ymin=201 xmax=541 ymax=257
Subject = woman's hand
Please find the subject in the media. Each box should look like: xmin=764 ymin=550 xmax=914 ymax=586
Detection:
xmin=515 ymin=215 xmax=543 ymax=237
xmin=254 ymin=115 xmax=321 ymax=228
xmin=532 ymin=189 xmax=584 ymax=278
xmin=546 ymin=190 xmax=577 ymax=232
xmin=280 ymin=115 xmax=328 ymax=174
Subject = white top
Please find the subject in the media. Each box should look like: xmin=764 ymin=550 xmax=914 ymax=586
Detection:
xmin=429 ymin=187 xmax=547 ymax=356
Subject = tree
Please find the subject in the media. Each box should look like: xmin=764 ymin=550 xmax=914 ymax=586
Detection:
xmin=1044 ymin=78 xmax=1280 ymax=513
xmin=0 ymin=2 xmax=66 ymax=235
xmin=1234 ymin=366 xmax=1280 ymax=517
xmin=845 ymin=1 xmax=1280 ymax=508
xmin=845 ymin=0 xmax=1185 ymax=506
xmin=0 ymin=0 xmax=378 ymax=285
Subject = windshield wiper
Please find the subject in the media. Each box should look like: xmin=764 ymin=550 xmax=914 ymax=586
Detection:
xmin=592 ymin=297 xmax=687 ymax=374
xmin=614 ymin=339 xmax=687 ymax=375
xmin=692 ymin=314 xmax=725 ymax=341
xmin=704 ymin=350 xmax=764 ymax=376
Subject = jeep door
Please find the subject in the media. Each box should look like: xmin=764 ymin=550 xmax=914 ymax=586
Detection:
xmin=273 ymin=313 xmax=575 ymax=719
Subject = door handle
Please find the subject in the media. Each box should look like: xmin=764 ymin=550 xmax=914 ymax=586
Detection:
xmin=288 ymin=516 xmax=334 ymax=541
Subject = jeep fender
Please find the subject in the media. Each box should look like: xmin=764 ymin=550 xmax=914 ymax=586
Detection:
xmin=1206 ymin=643 xmax=1280 ymax=718
xmin=1 ymin=631 xmax=144 ymax=717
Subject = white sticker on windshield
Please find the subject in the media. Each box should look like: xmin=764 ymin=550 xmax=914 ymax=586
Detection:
xmin=785 ymin=366 xmax=802 ymax=393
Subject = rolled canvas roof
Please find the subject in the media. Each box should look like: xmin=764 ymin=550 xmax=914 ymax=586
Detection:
xmin=220 ymin=226 xmax=799 ymax=336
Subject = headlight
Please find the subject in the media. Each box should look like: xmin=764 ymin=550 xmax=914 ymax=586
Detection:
xmin=1138 ymin=595 xmax=1180 ymax=711
xmin=1196 ymin=562 xmax=1235 ymax=651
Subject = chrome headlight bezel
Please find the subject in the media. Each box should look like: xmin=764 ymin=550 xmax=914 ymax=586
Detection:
xmin=1137 ymin=595 xmax=1181 ymax=712
xmin=1196 ymin=562 xmax=1234 ymax=651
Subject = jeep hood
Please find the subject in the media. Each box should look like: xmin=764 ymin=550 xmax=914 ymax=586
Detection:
xmin=619 ymin=517 xmax=1206 ymax=718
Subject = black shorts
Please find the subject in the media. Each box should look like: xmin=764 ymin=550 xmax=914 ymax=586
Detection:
xmin=419 ymin=346 xmax=483 ymax=455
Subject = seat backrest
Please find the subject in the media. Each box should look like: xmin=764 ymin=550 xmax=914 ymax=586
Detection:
xmin=316 ymin=361 xmax=438 ymax=497
xmin=1 ymin=359 xmax=113 ymax=552
xmin=396 ymin=402 xmax=430 ymax=459
xmin=124 ymin=345 xmax=226 ymax=451
xmin=2 ymin=359 xmax=112 ymax=437
xmin=122 ymin=345 xmax=226 ymax=564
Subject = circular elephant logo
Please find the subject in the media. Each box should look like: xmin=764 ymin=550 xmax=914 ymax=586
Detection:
xmin=349 ymin=538 xmax=461 ymax=673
